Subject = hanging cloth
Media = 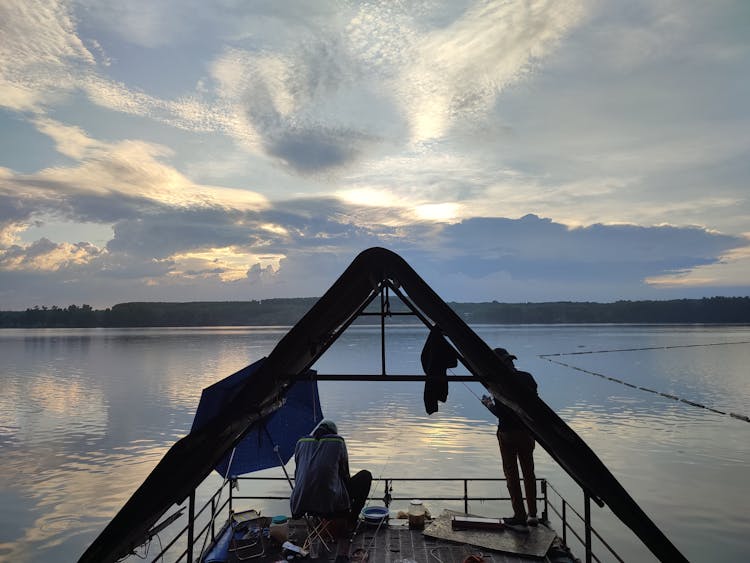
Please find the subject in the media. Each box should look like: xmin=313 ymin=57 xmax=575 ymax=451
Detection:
xmin=420 ymin=327 xmax=458 ymax=414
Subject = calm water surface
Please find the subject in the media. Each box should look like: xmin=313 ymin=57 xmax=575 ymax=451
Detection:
xmin=1 ymin=325 xmax=749 ymax=562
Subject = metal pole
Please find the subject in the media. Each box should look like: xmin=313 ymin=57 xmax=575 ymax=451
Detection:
xmin=584 ymin=491 xmax=592 ymax=563
xmin=541 ymin=479 xmax=548 ymax=522
xmin=187 ymin=491 xmax=195 ymax=563
xmin=464 ymin=479 xmax=469 ymax=514
xmin=562 ymin=499 xmax=567 ymax=546
xmin=380 ymin=286 xmax=386 ymax=376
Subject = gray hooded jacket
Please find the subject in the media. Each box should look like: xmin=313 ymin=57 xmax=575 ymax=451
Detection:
xmin=289 ymin=431 xmax=351 ymax=517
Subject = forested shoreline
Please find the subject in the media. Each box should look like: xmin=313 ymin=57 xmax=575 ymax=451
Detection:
xmin=1 ymin=296 xmax=749 ymax=327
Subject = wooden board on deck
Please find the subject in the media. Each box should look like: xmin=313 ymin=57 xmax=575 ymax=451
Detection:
xmin=423 ymin=512 xmax=556 ymax=559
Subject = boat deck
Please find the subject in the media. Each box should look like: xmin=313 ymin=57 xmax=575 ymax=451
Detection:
xmin=189 ymin=476 xmax=591 ymax=563
xmin=346 ymin=524 xmax=557 ymax=563
xmin=252 ymin=517 xmax=566 ymax=563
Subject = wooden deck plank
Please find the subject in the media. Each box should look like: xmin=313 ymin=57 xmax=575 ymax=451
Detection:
xmin=278 ymin=519 xmax=554 ymax=563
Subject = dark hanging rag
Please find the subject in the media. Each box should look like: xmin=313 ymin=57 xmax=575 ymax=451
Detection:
xmin=421 ymin=327 xmax=458 ymax=414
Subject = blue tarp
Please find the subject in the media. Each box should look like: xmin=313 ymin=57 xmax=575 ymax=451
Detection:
xmin=201 ymin=521 xmax=232 ymax=563
xmin=191 ymin=358 xmax=323 ymax=477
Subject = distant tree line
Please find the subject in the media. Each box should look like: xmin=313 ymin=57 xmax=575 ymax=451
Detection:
xmin=0 ymin=299 xmax=318 ymax=328
xmin=1 ymin=296 xmax=749 ymax=328
xmin=451 ymin=297 xmax=750 ymax=324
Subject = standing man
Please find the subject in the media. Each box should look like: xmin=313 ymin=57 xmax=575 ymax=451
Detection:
xmin=481 ymin=348 xmax=539 ymax=533
xmin=290 ymin=419 xmax=372 ymax=563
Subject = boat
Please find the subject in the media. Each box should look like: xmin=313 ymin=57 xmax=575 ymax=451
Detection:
xmin=78 ymin=247 xmax=687 ymax=562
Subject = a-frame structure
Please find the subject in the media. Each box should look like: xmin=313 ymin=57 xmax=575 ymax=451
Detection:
xmin=79 ymin=247 xmax=686 ymax=562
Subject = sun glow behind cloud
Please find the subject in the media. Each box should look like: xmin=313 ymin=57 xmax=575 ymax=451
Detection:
xmin=646 ymin=240 xmax=750 ymax=287
xmin=414 ymin=203 xmax=462 ymax=223
xmin=169 ymin=248 xmax=283 ymax=283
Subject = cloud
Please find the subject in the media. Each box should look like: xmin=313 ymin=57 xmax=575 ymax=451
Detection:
xmin=0 ymin=238 xmax=104 ymax=271
xmin=74 ymin=0 xmax=201 ymax=49
xmin=0 ymin=1 xmax=384 ymax=174
xmin=266 ymin=126 xmax=367 ymax=174
xmin=209 ymin=43 xmax=383 ymax=174
xmin=0 ymin=0 xmax=749 ymax=310
xmin=106 ymin=208 xmax=261 ymax=259
xmin=0 ymin=119 xmax=269 ymax=267
xmin=3 ymin=113 xmax=746 ymax=290
xmin=3 ymin=190 xmax=746 ymax=308
xmin=210 ymin=0 xmax=588 ymax=169
xmin=10 ymin=118 xmax=267 ymax=216
xmin=0 ymin=0 xmax=95 ymax=111
xmin=647 ymin=239 xmax=750 ymax=287
xmin=32 ymin=117 xmax=98 ymax=160
xmin=394 ymin=0 xmax=587 ymax=142
xmin=475 ymin=0 xmax=750 ymax=232
xmin=432 ymin=215 xmax=742 ymax=274
xmin=0 ymin=0 xmax=237 ymax=144
xmin=220 ymin=215 xmax=749 ymax=303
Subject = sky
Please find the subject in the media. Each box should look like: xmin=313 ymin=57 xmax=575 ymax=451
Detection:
xmin=0 ymin=0 xmax=749 ymax=309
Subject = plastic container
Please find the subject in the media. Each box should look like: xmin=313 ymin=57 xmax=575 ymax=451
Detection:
xmin=408 ymin=499 xmax=425 ymax=530
xmin=269 ymin=515 xmax=289 ymax=544
xmin=362 ymin=506 xmax=389 ymax=525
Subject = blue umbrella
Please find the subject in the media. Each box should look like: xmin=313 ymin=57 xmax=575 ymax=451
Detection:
xmin=191 ymin=358 xmax=323 ymax=478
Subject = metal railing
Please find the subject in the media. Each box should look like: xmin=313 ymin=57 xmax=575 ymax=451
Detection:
xmin=145 ymin=475 xmax=622 ymax=563
xmin=148 ymin=479 xmax=233 ymax=563
xmin=543 ymin=481 xmax=625 ymax=563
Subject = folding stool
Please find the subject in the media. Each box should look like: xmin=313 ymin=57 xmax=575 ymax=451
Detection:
xmin=302 ymin=514 xmax=337 ymax=555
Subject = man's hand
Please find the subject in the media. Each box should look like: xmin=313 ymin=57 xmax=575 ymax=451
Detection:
xmin=481 ymin=395 xmax=493 ymax=407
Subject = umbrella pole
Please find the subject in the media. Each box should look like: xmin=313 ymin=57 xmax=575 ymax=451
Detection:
xmin=274 ymin=445 xmax=294 ymax=490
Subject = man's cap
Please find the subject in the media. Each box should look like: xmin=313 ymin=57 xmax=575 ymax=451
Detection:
xmin=493 ymin=347 xmax=517 ymax=361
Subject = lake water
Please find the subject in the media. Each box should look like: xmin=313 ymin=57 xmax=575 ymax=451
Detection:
xmin=1 ymin=325 xmax=749 ymax=562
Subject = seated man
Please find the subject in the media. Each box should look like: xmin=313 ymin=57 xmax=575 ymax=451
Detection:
xmin=290 ymin=419 xmax=372 ymax=562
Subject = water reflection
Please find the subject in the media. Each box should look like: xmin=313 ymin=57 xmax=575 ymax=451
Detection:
xmin=1 ymin=441 xmax=172 ymax=561
xmin=0 ymin=326 xmax=748 ymax=562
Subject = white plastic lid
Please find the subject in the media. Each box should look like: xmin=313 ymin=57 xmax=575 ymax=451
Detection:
xmin=410 ymin=499 xmax=422 ymax=505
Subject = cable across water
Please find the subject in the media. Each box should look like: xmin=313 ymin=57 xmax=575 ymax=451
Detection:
xmin=540 ymin=341 xmax=750 ymax=424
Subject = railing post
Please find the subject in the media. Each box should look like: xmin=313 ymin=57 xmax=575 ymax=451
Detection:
xmin=562 ymin=499 xmax=567 ymax=546
xmin=211 ymin=497 xmax=216 ymax=543
xmin=584 ymin=491 xmax=592 ymax=563
xmin=383 ymin=479 xmax=392 ymax=508
xmin=541 ymin=479 xmax=548 ymax=522
xmin=187 ymin=490 xmax=195 ymax=563
xmin=229 ymin=478 xmax=234 ymax=514
xmin=463 ymin=479 xmax=468 ymax=514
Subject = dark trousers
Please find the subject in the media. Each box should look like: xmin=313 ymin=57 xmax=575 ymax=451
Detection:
xmin=346 ymin=470 xmax=373 ymax=525
xmin=497 ymin=429 xmax=537 ymax=519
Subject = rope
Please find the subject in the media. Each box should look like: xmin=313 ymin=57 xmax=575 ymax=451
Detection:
xmin=460 ymin=379 xmax=485 ymax=402
xmin=540 ymin=340 xmax=750 ymax=357
xmin=540 ymin=341 xmax=750 ymax=424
